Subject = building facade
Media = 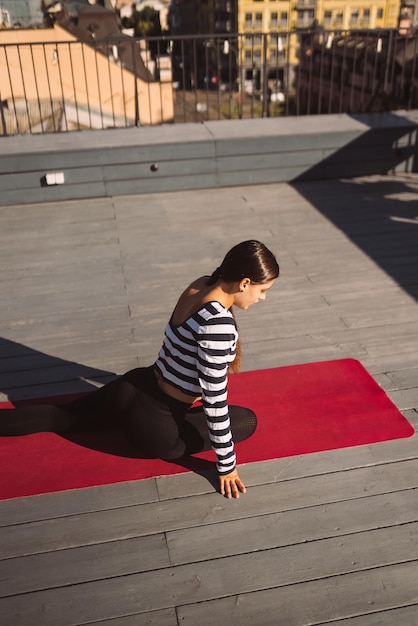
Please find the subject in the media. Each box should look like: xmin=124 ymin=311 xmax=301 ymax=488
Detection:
xmin=238 ymin=0 xmax=402 ymax=34
xmin=0 ymin=0 xmax=44 ymax=26
xmin=168 ymin=0 xmax=238 ymax=35
xmin=236 ymin=0 xmax=408 ymax=102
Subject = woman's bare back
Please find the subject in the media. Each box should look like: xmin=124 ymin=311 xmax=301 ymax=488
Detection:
xmin=170 ymin=277 xmax=219 ymax=326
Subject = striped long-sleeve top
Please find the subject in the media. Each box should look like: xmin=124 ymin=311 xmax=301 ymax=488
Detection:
xmin=154 ymin=301 xmax=238 ymax=474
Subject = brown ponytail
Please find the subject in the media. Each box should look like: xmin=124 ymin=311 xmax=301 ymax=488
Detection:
xmin=207 ymin=266 xmax=222 ymax=285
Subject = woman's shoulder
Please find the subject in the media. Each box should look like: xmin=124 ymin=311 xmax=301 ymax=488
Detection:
xmin=196 ymin=303 xmax=237 ymax=340
xmin=200 ymin=300 xmax=233 ymax=319
xmin=170 ymin=277 xmax=216 ymax=327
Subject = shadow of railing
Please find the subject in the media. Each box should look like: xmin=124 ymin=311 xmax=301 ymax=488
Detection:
xmin=293 ymin=112 xmax=418 ymax=181
xmin=0 ymin=338 xmax=117 ymax=402
xmin=291 ymin=113 xmax=418 ymax=302
xmin=0 ymin=338 xmax=217 ymax=481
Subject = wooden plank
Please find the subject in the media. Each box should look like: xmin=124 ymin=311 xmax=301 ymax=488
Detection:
xmin=0 ymin=479 xmax=159 ymax=527
xmin=3 ymin=493 xmax=416 ymax=597
xmin=217 ymin=149 xmax=327 ymax=172
xmin=1 ymin=363 xmax=116 ymax=389
xmin=0 ymin=375 xmax=116 ymax=402
xmin=218 ymin=164 xmax=322 ymax=186
xmin=0 ymin=308 xmax=130 ymax=345
xmin=1 ymin=527 xmax=417 ymax=624
xmin=91 ymin=610 xmax=178 ymax=625
xmin=0 ymin=182 xmax=108 ymax=206
xmin=315 ymin=605 xmax=418 ymax=625
xmin=166 ymin=490 xmax=418 ymax=565
xmin=251 ymin=322 xmax=418 ymax=353
xmin=389 ymin=387 xmax=418 ymax=410
xmin=384 ymin=369 xmax=418 ymax=390
xmin=105 ymin=172 xmax=218 ymax=196
xmin=1 ymin=339 xmax=143 ymax=368
xmin=0 ymin=166 xmax=104 ymax=191
xmin=1 ymin=459 xmax=417 ymax=560
xmin=157 ymin=436 xmax=418 ymax=500
xmin=0 ymin=534 xmax=170 ymax=597
xmin=176 ymin=562 xmax=418 ymax=626
xmin=0 ymin=290 xmax=128 ymax=320
xmin=207 ymin=114 xmax=367 ymax=147
xmin=404 ymin=409 xmax=418 ymax=428
xmin=0 ymin=131 xmax=215 ymax=172
xmin=103 ymin=157 xmax=217 ymax=181
xmin=0 ymin=197 xmax=114 ymax=222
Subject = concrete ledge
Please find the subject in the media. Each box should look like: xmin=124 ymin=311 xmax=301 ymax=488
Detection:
xmin=0 ymin=111 xmax=417 ymax=206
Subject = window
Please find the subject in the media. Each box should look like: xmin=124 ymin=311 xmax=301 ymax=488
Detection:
xmin=377 ymin=8 xmax=383 ymax=18
xmin=255 ymin=12 xmax=262 ymax=26
xmin=271 ymin=11 xmax=278 ymax=26
xmin=363 ymin=8 xmax=370 ymax=22
xmin=271 ymin=33 xmax=287 ymax=45
xmin=245 ymin=12 xmax=252 ymax=26
xmin=271 ymin=45 xmax=286 ymax=61
xmin=280 ymin=11 xmax=288 ymax=25
xmin=324 ymin=10 xmax=332 ymax=24
xmin=335 ymin=11 xmax=343 ymax=23
xmin=351 ymin=9 xmax=359 ymax=24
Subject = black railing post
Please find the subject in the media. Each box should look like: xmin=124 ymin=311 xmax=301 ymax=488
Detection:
xmin=132 ymin=38 xmax=140 ymax=127
xmin=262 ymin=33 xmax=269 ymax=117
xmin=0 ymin=96 xmax=7 ymax=136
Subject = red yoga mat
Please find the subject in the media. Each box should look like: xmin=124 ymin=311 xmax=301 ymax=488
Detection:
xmin=0 ymin=358 xmax=414 ymax=500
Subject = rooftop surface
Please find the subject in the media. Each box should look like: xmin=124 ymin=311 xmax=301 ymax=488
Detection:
xmin=0 ymin=172 xmax=417 ymax=625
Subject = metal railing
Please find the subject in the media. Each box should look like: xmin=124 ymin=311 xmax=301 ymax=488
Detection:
xmin=0 ymin=29 xmax=417 ymax=135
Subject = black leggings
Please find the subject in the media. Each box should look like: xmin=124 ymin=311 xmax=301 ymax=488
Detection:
xmin=0 ymin=366 xmax=257 ymax=461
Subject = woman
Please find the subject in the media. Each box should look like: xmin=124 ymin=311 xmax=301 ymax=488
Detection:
xmin=0 ymin=240 xmax=279 ymax=498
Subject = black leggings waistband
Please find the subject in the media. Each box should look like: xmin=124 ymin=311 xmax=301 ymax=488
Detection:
xmin=121 ymin=366 xmax=193 ymax=412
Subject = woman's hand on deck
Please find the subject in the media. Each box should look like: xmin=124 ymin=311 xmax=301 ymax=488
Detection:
xmin=219 ymin=469 xmax=246 ymax=499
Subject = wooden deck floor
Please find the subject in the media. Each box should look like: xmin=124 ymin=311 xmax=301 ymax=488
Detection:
xmin=0 ymin=174 xmax=417 ymax=625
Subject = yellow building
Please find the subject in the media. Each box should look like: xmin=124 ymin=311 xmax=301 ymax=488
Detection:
xmin=315 ymin=0 xmax=399 ymax=29
xmin=237 ymin=0 xmax=400 ymax=97
xmin=237 ymin=0 xmax=299 ymax=89
xmin=238 ymin=0 xmax=400 ymax=33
